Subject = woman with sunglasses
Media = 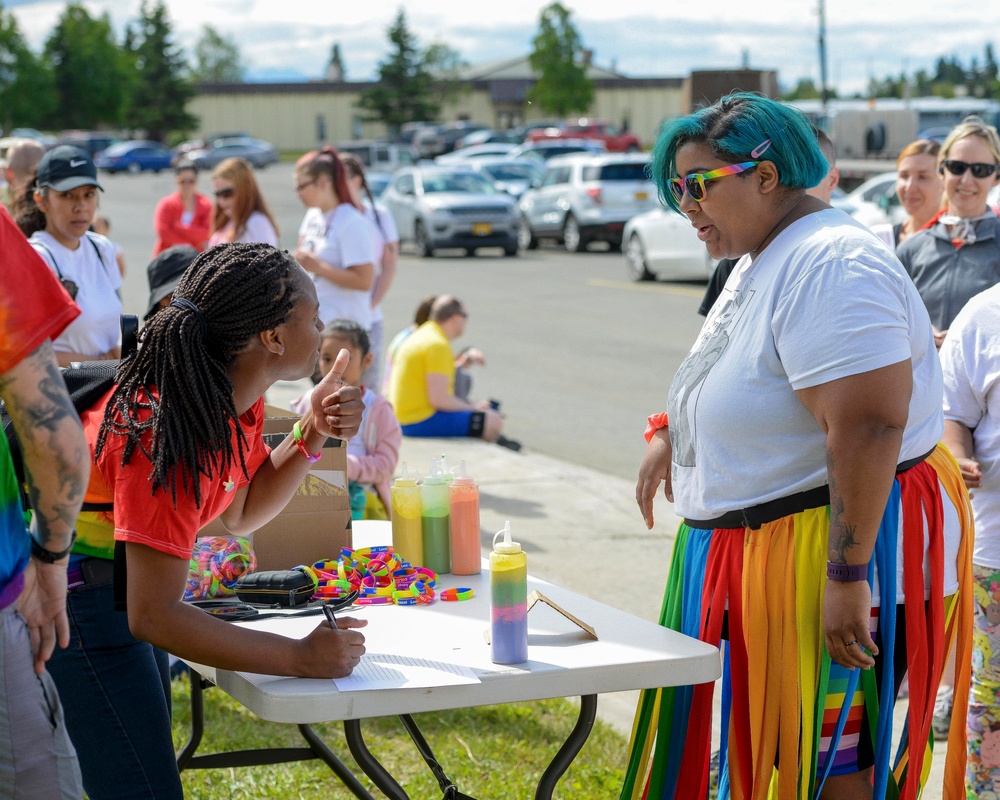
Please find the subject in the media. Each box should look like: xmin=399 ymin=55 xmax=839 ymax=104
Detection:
xmin=26 ymin=145 xmax=122 ymax=366
xmin=897 ymin=117 xmax=1000 ymax=348
xmin=152 ymin=161 xmax=212 ymax=256
xmin=626 ymin=93 xmax=971 ymax=800
xmin=292 ymin=147 xmax=375 ymax=333
xmin=207 ymin=157 xmax=279 ymax=248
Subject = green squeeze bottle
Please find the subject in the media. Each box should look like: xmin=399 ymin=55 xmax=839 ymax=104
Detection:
xmin=421 ymin=459 xmax=451 ymax=574
xmin=390 ymin=463 xmax=423 ymax=566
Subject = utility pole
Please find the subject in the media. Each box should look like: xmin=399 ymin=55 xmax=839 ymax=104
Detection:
xmin=818 ymin=0 xmax=830 ymax=117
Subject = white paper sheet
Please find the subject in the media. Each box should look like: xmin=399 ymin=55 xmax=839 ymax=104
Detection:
xmin=333 ymin=653 xmax=481 ymax=691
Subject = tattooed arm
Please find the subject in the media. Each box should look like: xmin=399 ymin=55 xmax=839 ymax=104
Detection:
xmin=0 ymin=339 xmax=90 ymax=674
xmin=796 ymin=359 xmax=912 ymax=669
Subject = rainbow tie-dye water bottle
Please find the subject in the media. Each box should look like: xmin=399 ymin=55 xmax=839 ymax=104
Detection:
xmin=490 ymin=521 xmax=528 ymax=664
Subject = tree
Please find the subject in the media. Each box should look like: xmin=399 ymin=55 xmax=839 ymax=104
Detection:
xmin=423 ymin=42 xmax=468 ymax=109
xmin=191 ymin=25 xmax=244 ymax=83
xmin=526 ymin=2 xmax=593 ymax=117
xmin=0 ymin=7 xmax=56 ymax=130
xmin=327 ymin=43 xmax=345 ymax=81
xmin=356 ymin=9 xmax=439 ymax=134
xmin=124 ymin=1 xmax=196 ymax=142
xmin=43 ymin=3 xmax=129 ymax=129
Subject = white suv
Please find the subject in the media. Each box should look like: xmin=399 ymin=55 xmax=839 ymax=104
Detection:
xmin=517 ymin=152 xmax=657 ymax=252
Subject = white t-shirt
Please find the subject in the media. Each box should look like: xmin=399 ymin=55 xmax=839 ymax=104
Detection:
xmin=941 ymin=283 xmax=1000 ymax=567
xmin=667 ymin=208 xmax=954 ymax=601
xmin=297 ymin=204 xmax=376 ymax=330
xmin=29 ymin=231 xmax=122 ymax=358
xmin=362 ymin=201 xmax=400 ymax=326
xmin=207 ymin=211 xmax=279 ymax=248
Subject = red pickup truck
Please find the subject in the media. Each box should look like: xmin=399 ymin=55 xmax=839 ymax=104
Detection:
xmin=527 ymin=119 xmax=641 ymax=152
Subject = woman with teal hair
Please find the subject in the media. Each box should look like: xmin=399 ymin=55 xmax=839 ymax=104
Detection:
xmin=626 ymin=92 xmax=972 ymax=799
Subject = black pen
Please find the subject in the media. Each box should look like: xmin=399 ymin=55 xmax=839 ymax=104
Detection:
xmin=322 ymin=603 xmax=339 ymax=628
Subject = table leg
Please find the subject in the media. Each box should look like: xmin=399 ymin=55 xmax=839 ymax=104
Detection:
xmin=343 ymin=719 xmax=410 ymax=799
xmin=534 ymin=694 xmax=598 ymax=800
xmin=176 ymin=669 xmax=374 ymax=799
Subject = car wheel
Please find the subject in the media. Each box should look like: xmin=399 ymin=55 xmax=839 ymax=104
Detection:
xmin=518 ymin=215 xmax=538 ymax=250
xmin=414 ymin=220 xmax=434 ymax=258
xmin=503 ymin=241 xmax=519 ymax=257
xmin=624 ymin=233 xmax=655 ymax=282
xmin=127 ymin=162 xmax=141 ymax=175
xmin=562 ymin=214 xmax=587 ymax=253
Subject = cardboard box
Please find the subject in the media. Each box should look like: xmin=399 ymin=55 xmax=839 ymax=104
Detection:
xmin=200 ymin=405 xmax=352 ymax=570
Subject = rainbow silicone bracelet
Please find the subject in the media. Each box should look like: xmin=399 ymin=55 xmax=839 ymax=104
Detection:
xmin=292 ymin=421 xmax=322 ymax=463
xmin=440 ymin=588 xmax=474 ymax=602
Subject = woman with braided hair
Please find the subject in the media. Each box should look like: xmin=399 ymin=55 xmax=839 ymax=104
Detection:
xmin=45 ymin=242 xmax=367 ymax=799
xmin=293 ymin=146 xmax=376 ymax=333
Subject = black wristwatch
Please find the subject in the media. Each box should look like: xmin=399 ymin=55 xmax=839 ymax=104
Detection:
xmin=30 ymin=531 xmax=77 ymax=564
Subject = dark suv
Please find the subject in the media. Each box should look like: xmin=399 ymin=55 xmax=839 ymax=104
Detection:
xmin=57 ymin=131 xmax=121 ymax=156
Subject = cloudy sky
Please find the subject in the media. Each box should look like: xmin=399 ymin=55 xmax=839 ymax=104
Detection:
xmin=9 ymin=0 xmax=1000 ymax=95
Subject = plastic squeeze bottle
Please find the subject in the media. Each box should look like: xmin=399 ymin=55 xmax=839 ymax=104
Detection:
xmin=421 ymin=459 xmax=451 ymax=574
xmin=490 ymin=521 xmax=528 ymax=664
xmin=390 ymin=463 xmax=423 ymax=566
xmin=449 ymin=460 xmax=481 ymax=576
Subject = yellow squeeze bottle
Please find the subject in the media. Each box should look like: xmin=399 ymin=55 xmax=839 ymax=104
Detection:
xmin=390 ymin=463 xmax=423 ymax=565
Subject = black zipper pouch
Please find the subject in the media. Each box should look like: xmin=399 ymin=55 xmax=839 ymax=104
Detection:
xmin=233 ymin=569 xmax=315 ymax=607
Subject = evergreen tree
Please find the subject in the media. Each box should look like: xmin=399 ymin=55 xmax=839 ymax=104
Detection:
xmin=125 ymin=1 xmax=196 ymax=142
xmin=192 ymin=25 xmax=244 ymax=83
xmin=356 ymin=9 xmax=439 ymax=134
xmin=0 ymin=6 xmax=56 ymax=130
xmin=526 ymin=2 xmax=593 ymax=117
xmin=43 ymin=3 xmax=129 ymax=129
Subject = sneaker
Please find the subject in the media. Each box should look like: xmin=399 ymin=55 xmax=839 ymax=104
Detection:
xmin=495 ymin=435 xmax=522 ymax=452
xmin=932 ymin=684 xmax=953 ymax=741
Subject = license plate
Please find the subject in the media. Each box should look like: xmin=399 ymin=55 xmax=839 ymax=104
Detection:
xmin=471 ymin=223 xmax=492 ymax=236
xmin=634 ymin=191 xmax=648 ymax=200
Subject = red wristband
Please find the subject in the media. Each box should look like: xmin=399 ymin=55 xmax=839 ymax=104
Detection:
xmin=292 ymin=421 xmax=322 ymax=463
xmin=644 ymin=412 xmax=669 ymax=443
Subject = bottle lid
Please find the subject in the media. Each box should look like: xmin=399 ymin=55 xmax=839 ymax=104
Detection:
xmin=423 ymin=458 xmax=446 ymax=485
xmin=451 ymin=459 xmax=475 ymax=486
xmin=492 ymin=520 xmax=521 ymax=554
xmin=393 ymin=462 xmax=417 ymax=487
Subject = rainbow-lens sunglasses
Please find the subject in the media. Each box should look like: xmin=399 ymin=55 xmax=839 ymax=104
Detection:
xmin=668 ymin=139 xmax=772 ymax=203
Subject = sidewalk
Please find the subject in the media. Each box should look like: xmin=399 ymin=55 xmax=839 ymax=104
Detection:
xmin=267 ymin=381 xmax=948 ymax=797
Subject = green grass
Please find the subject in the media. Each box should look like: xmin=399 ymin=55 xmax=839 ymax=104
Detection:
xmin=171 ymin=678 xmax=628 ymax=799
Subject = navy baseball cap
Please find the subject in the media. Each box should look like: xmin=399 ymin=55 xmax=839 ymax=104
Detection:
xmin=35 ymin=145 xmax=104 ymax=192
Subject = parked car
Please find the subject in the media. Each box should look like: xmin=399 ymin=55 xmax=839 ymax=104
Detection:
xmin=8 ymin=128 xmax=57 ymax=149
xmin=454 ymin=129 xmax=520 ymax=149
xmin=336 ymin=140 xmax=415 ymax=173
xmin=57 ymin=131 xmax=121 ymax=157
xmin=468 ymin=157 xmax=544 ymax=199
xmin=518 ymin=152 xmax=657 ymax=252
xmin=413 ymin=122 xmax=489 ymax=159
xmin=366 ymin=172 xmax=392 ymax=198
xmin=527 ymin=118 xmax=642 ymax=152
xmin=381 ymin=165 xmax=520 ymax=257
xmin=622 ymin=208 xmax=718 ymax=282
xmin=837 ymin=171 xmax=900 ymax=227
xmin=186 ymin=137 xmax=280 ymax=170
xmin=436 ymin=143 xmax=517 ymax=163
xmin=95 ymin=140 xmax=174 ymax=174
xmin=508 ymin=138 xmax=606 ymax=162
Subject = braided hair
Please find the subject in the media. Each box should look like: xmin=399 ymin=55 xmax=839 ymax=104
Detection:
xmin=96 ymin=242 xmax=302 ymax=507
xmin=340 ymin=152 xmax=385 ymax=238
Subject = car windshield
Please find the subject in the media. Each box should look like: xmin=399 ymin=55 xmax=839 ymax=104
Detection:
xmin=583 ymin=163 xmax=650 ymax=181
xmin=422 ymin=172 xmax=496 ymax=194
xmin=481 ymin=163 xmax=540 ymax=181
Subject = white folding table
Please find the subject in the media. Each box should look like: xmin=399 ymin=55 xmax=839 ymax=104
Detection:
xmin=178 ymin=524 xmax=720 ymax=798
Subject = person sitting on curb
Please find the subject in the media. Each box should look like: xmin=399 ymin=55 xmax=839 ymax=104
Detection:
xmin=388 ymin=295 xmax=506 ymax=444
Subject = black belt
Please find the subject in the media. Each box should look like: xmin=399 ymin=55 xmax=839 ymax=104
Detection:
xmin=683 ymin=446 xmax=937 ymax=531
xmin=66 ymin=557 xmax=114 ymax=592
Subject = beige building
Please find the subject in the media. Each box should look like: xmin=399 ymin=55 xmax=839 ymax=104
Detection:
xmin=188 ymin=55 xmax=688 ymax=151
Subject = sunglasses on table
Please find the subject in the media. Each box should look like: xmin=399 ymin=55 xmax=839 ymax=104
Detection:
xmin=214 ymin=188 xmax=235 ymax=199
xmin=668 ymin=161 xmax=760 ymax=203
xmin=940 ymin=159 xmax=1000 ymax=179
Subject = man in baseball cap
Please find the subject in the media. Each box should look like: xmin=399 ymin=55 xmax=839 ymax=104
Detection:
xmin=34 ymin=145 xmax=104 ymax=192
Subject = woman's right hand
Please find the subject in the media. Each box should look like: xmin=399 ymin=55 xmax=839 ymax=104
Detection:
xmin=299 ymin=616 xmax=368 ymax=678
xmin=636 ymin=428 xmax=673 ymax=529
xmin=955 ymin=457 xmax=983 ymax=490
